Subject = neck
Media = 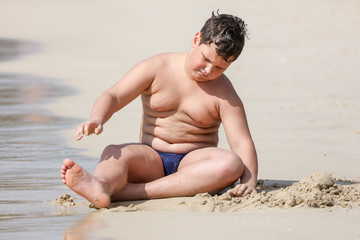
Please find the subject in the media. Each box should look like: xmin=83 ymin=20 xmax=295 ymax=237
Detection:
xmin=183 ymin=52 xmax=192 ymax=79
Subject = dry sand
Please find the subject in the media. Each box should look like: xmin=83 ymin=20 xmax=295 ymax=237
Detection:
xmin=57 ymin=171 xmax=360 ymax=239
xmin=54 ymin=172 xmax=360 ymax=211
xmin=1 ymin=0 xmax=360 ymax=239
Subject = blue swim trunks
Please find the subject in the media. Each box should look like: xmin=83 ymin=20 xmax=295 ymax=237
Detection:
xmin=155 ymin=150 xmax=187 ymax=176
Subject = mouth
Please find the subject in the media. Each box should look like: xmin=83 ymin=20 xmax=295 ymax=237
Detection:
xmin=198 ymin=70 xmax=207 ymax=78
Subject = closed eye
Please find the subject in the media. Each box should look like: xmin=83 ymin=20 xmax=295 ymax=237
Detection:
xmin=202 ymin=53 xmax=224 ymax=70
xmin=202 ymin=53 xmax=210 ymax=63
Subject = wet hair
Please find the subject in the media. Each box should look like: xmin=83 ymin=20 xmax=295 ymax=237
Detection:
xmin=199 ymin=11 xmax=248 ymax=62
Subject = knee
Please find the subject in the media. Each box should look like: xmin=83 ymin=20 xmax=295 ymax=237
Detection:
xmin=100 ymin=144 xmax=122 ymax=161
xmin=216 ymin=151 xmax=244 ymax=183
xmin=100 ymin=143 xmax=137 ymax=162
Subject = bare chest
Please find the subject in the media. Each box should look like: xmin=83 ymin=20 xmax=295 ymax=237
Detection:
xmin=142 ymin=80 xmax=220 ymax=126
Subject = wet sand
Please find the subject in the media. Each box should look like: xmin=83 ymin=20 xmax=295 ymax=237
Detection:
xmin=1 ymin=0 xmax=360 ymax=239
xmin=0 ymin=41 xmax=95 ymax=239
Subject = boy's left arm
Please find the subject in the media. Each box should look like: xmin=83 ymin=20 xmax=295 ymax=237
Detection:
xmin=219 ymin=92 xmax=258 ymax=197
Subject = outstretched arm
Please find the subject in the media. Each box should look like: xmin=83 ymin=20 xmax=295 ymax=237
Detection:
xmin=75 ymin=56 xmax=158 ymax=140
xmin=219 ymin=87 xmax=258 ymax=196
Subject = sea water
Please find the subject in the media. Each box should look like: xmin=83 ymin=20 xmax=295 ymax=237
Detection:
xmin=0 ymin=40 xmax=96 ymax=239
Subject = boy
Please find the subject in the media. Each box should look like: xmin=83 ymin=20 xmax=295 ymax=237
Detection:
xmin=61 ymin=12 xmax=258 ymax=208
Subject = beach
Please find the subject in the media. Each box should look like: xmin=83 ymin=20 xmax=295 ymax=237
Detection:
xmin=1 ymin=0 xmax=359 ymax=239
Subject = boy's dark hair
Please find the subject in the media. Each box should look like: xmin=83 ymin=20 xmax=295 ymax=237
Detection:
xmin=200 ymin=11 xmax=248 ymax=62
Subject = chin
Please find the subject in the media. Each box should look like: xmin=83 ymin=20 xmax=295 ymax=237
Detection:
xmin=192 ymin=72 xmax=208 ymax=81
xmin=193 ymin=76 xmax=207 ymax=82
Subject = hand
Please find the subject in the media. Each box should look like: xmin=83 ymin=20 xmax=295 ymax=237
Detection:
xmin=226 ymin=183 xmax=256 ymax=197
xmin=75 ymin=120 xmax=103 ymax=140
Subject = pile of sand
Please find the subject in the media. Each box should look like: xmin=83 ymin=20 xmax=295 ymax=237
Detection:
xmin=180 ymin=172 xmax=359 ymax=212
xmin=256 ymin=172 xmax=358 ymax=209
xmin=186 ymin=172 xmax=359 ymax=212
xmin=52 ymin=193 xmax=76 ymax=207
xmin=185 ymin=172 xmax=360 ymax=212
xmin=55 ymin=173 xmax=360 ymax=212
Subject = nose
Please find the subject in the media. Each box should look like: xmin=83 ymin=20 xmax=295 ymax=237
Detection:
xmin=204 ymin=64 xmax=213 ymax=75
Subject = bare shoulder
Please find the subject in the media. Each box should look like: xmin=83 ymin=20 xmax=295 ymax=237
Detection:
xmin=208 ymin=74 xmax=243 ymax=107
xmin=145 ymin=52 xmax=183 ymax=66
xmin=135 ymin=53 xmax=165 ymax=71
xmin=122 ymin=53 xmax=178 ymax=82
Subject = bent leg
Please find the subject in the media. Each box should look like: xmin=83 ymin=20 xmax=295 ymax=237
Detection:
xmin=61 ymin=143 xmax=164 ymax=207
xmin=95 ymin=143 xmax=164 ymax=195
xmin=114 ymin=147 xmax=244 ymax=200
xmin=177 ymin=147 xmax=244 ymax=194
xmin=61 ymin=158 xmax=110 ymax=208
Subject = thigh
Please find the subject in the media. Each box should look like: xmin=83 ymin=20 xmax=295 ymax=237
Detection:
xmin=177 ymin=147 xmax=243 ymax=192
xmin=178 ymin=147 xmax=240 ymax=170
xmin=100 ymin=143 xmax=165 ymax=183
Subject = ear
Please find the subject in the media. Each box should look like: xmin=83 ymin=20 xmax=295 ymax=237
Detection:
xmin=191 ymin=32 xmax=202 ymax=48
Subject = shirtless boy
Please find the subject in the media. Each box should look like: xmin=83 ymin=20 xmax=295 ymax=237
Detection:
xmin=61 ymin=12 xmax=258 ymax=208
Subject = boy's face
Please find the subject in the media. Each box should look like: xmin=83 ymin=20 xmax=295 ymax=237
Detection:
xmin=186 ymin=33 xmax=232 ymax=82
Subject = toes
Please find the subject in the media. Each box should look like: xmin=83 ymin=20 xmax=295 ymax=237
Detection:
xmin=61 ymin=159 xmax=75 ymax=184
xmin=63 ymin=159 xmax=75 ymax=168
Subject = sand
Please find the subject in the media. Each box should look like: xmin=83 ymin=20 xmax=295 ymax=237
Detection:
xmin=54 ymin=172 xmax=360 ymax=239
xmin=54 ymin=172 xmax=360 ymax=212
xmin=1 ymin=0 xmax=360 ymax=239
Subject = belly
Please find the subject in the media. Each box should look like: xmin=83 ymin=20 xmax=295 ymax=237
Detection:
xmin=140 ymin=115 xmax=220 ymax=153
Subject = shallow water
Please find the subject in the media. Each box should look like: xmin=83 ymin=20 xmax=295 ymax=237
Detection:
xmin=0 ymin=40 xmax=96 ymax=239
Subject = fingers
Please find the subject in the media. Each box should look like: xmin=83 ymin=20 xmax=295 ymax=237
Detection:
xmin=227 ymin=184 xmax=256 ymax=197
xmin=242 ymin=187 xmax=253 ymax=197
xmin=94 ymin=124 xmax=103 ymax=135
xmin=75 ymin=121 xmax=103 ymax=140
xmin=227 ymin=185 xmax=245 ymax=197
xmin=75 ymin=123 xmax=85 ymax=140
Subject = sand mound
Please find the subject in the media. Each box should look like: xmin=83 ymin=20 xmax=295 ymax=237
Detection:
xmin=105 ymin=172 xmax=360 ymax=212
xmin=52 ymin=193 xmax=76 ymax=207
xmin=183 ymin=172 xmax=360 ymax=212
xmin=56 ymin=173 xmax=360 ymax=212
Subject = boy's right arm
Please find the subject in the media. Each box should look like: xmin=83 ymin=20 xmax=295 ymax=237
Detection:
xmin=75 ymin=55 xmax=160 ymax=140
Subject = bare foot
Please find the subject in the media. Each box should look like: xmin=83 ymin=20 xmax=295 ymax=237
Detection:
xmin=61 ymin=159 xmax=110 ymax=208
